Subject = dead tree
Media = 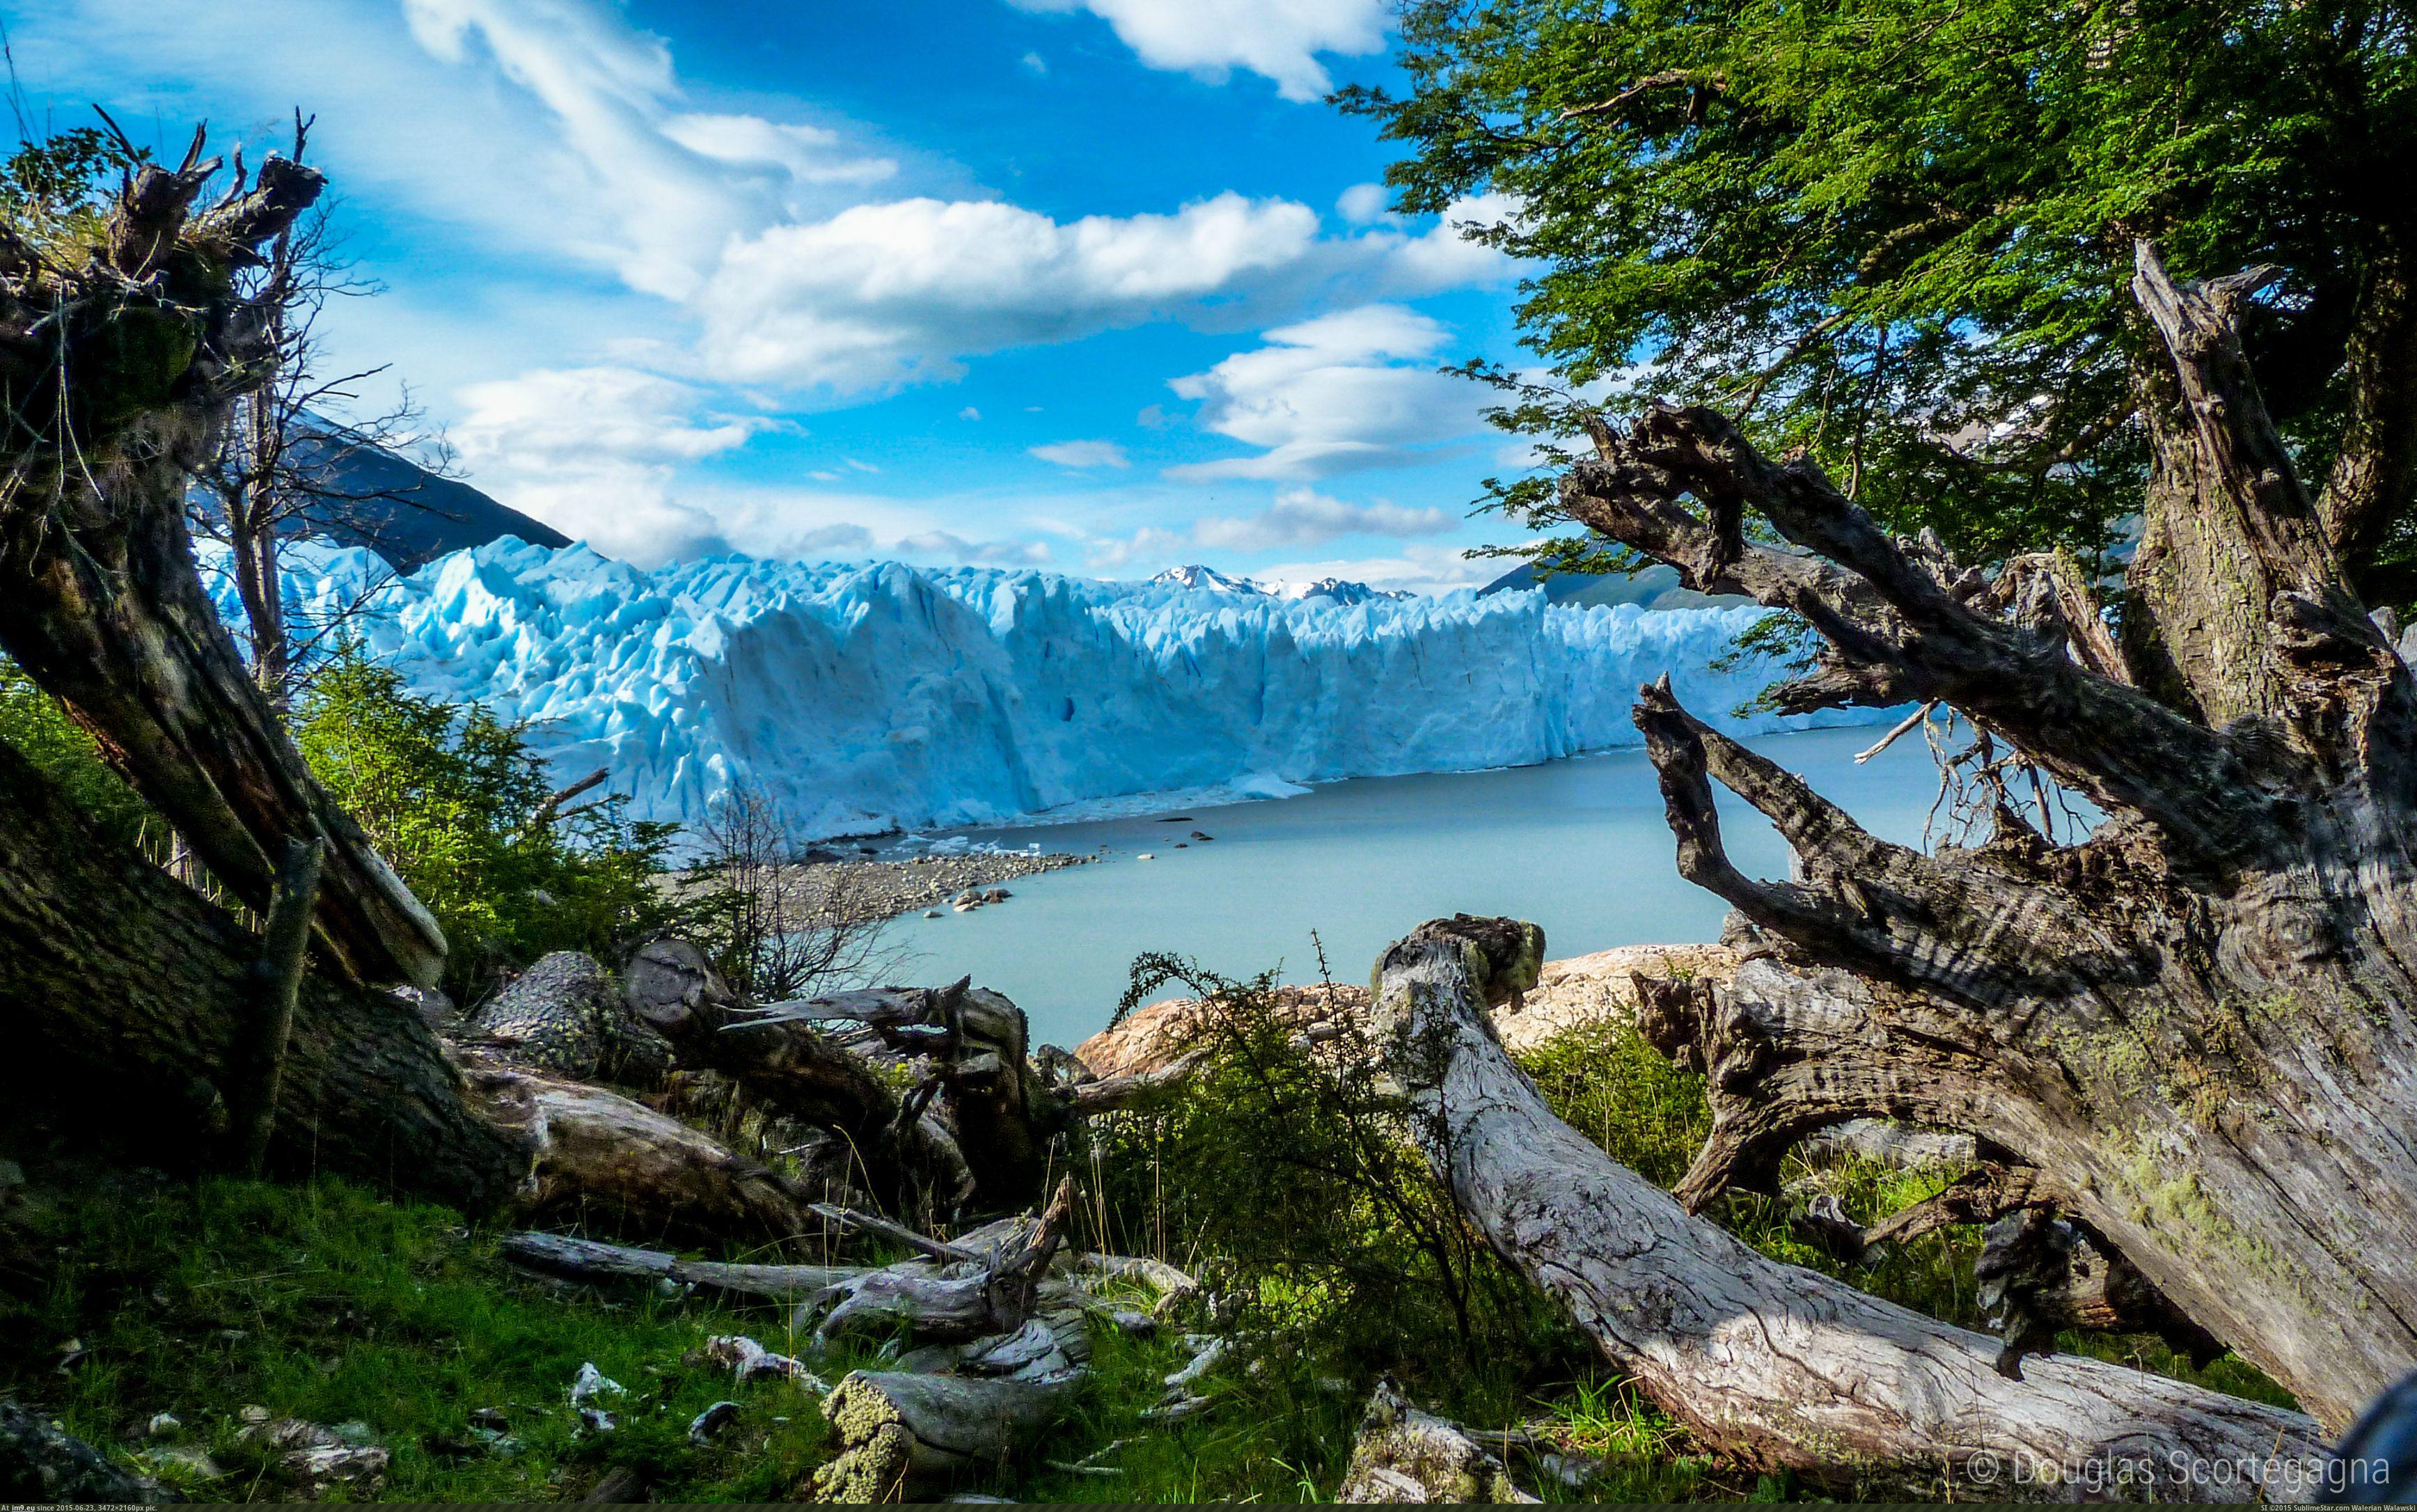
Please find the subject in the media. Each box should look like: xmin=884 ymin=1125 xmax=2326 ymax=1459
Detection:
xmin=0 ymin=121 xmax=444 ymax=985
xmin=180 ymin=111 xmax=454 ymax=708
xmin=1558 ymin=243 xmax=2417 ymax=1430
xmin=1371 ymin=919 xmax=2323 ymax=1497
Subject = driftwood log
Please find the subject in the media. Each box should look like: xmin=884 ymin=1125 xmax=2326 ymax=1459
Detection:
xmin=808 ymin=1177 xmax=1078 ymax=1344
xmin=624 ymin=939 xmax=992 ymax=1215
xmin=1371 ymin=920 xmax=2325 ymax=1499
xmin=498 ymin=1231 xmax=865 ymax=1302
xmin=1561 ymin=242 xmax=2417 ymax=1429
xmin=0 ymin=128 xmax=446 ymax=985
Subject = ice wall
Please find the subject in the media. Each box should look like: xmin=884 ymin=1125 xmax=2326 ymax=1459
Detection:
xmin=210 ymin=539 xmax=1892 ymax=838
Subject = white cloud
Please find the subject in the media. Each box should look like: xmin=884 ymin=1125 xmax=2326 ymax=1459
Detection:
xmin=1256 ymin=542 xmax=1496 ymax=595
xmin=695 ymin=192 xmax=1322 ymax=391
xmin=1165 ymin=305 xmax=1484 ymax=480
xmin=1007 ymin=0 xmax=1388 ymax=101
xmin=961 ymin=407 xmax=984 ymax=420
xmin=400 ymin=0 xmax=895 ymax=297
xmin=1189 ymin=487 xmax=1454 ymax=550
xmin=1336 ymin=182 xmax=1394 ymax=225
xmin=1085 ymin=485 xmax=1454 ymax=565
xmin=898 ymin=531 xmax=1054 ymax=565
xmin=1022 ymin=50 xmax=1049 ymax=74
xmin=1032 ymin=439 xmax=1132 ymax=468
xmin=452 ymin=365 xmax=774 ymax=464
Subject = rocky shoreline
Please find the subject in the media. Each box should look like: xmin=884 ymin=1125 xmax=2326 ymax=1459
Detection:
xmin=744 ymin=849 xmax=1095 ymax=924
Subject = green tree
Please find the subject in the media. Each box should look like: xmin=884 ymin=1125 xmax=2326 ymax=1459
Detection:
xmin=1343 ymin=0 xmax=2416 ymax=595
xmin=0 ymin=659 xmax=153 ymax=849
xmin=292 ymin=652 xmax=679 ymax=995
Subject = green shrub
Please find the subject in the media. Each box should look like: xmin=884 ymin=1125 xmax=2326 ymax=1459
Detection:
xmin=1088 ymin=956 xmax=1587 ymax=1456
xmin=293 ymin=650 xmax=682 ymax=994
xmin=0 ymin=658 xmax=156 ymax=849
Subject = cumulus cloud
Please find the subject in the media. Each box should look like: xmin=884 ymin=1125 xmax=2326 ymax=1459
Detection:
xmin=695 ymin=193 xmax=1321 ymax=391
xmin=1165 ymin=305 xmax=1485 ymax=480
xmin=1087 ymin=486 xmax=1454 ymax=565
xmin=1335 ymin=182 xmax=1395 ymax=225
xmin=1256 ymin=542 xmax=1497 ymax=596
xmin=1192 ymin=487 xmax=1453 ymax=549
xmin=1007 ymin=0 xmax=1389 ymax=101
xmin=452 ymin=365 xmax=775 ymax=464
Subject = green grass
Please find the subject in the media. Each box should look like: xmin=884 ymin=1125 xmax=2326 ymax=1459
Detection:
xmin=0 ymin=1017 xmax=2293 ymax=1503
xmin=0 ymin=1170 xmax=918 ymax=1501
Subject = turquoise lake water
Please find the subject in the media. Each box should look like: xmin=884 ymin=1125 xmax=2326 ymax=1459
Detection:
xmin=881 ymin=725 xmax=1939 ymax=1049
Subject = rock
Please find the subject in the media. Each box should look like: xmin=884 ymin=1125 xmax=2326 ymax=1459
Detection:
xmin=982 ymin=888 xmax=1010 ymax=902
xmin=466 ymin=953 xmax=672 ymax=1084
xmin=145 ymin=1412 xmax=180 ymax=1438
xmin=1137 ymin=853 xmax=1155 ymax=861
xmin=1190 ymin=831 xmax=1213 ymax=841
xmin=387 ymin=984 xmax=455 ymax=1030
xmin=687 ymin=1401 xmax=741 ymax=1445
xmin=284 ymin=1441 xmax=389 ymax=1498
xmin=803 ymin=846 xmax=847 ymax=863
xmin=1335 ymin=1381 xmax=1537 ymax=1503
xmin=0 ymin=1400 xmax=173 ymax=1503
xmin=924 ymin=908 xmax=943 ymax=919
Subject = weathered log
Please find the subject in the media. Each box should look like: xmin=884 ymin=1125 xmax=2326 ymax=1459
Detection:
xmin=498 ymin=1231 xmax=865 ymax=1303
xmin=1560 ymin=242 xmax=2417 ymax=1428
xmin=810 ymin=1370 xmax=1080 ymax=1502
xmin=622 ymin=939 xmax=972 ymax=1215
xmin=810 ymin=1177 xmax=1077 ymax=1344
xmin=464 ymin=1066 xmax=824 ymax=1245
xmin=1335 ymin=1381 xmax=1538 ymax=1504
xmin=0 ymin=134 xmax=448 ymax=986
xmin=0 ymin=736 xmax=519 ymax=1207
xmin=1978 ymin=1207 xmax=2225 ymax=1375
xmin=1370 ymin=921 xmax=2324 ymax=1498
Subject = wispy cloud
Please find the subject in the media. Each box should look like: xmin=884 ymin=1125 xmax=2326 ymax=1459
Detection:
xmin=1005 ymin=0 xmax=1389 ymax=102
xmin=1031 ymin=439 xmax=1133 ymax=468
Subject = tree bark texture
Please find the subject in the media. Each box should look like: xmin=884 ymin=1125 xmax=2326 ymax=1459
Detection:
xmin=0 ymin=132 xmax=446 ymax=986
xmin=1559 ymin=242 xmax=2417 ymax=1430
xmin=0 ymin=736 xmax=515 ymax=1207
xmin=1370 ymin=925 xmax=2325 ymax=1499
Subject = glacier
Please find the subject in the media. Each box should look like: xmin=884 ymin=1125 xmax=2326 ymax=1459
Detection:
xmin=205 ymin=538 xmax=1896 ymax=840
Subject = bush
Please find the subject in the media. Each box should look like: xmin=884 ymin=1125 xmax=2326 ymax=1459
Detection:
xmin=1088 ymin=955 xmax=1584 ymax=1451
xmin=0 ymin=658 xmax=156 ymax=849
xmin=293 ymin=650 xmax=682 ymax=995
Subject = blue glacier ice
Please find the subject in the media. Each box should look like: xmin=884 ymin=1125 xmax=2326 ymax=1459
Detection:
xmin=203 ymin=538 xmax=1894 ymax=840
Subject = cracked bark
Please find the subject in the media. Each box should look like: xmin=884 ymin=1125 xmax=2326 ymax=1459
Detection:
xmin=1557 ymin=241 xmax=2417 ymax=1431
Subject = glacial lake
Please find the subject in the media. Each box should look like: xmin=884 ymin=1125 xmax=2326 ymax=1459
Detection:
xmin=883 ymin=725 xmax=1941 ymax=1050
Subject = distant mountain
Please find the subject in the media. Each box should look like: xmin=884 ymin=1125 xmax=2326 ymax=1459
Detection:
xmin=1477 ymin=556 xmax=1746 ymax=611
xmin=1268 ymin=576 xmax=1412 ymax=606
xmin=1151 ymin=565 xmax=1408 ymax=604
xmin=188 ymin=425 xmax=569 ymax=572
xmin=284 ymin=430 xmax=570 ymax=572
xmin=1150 ymin=564 xmax=1261 ymax=594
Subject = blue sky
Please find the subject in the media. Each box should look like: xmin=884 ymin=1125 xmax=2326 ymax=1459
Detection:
xmin=4 ymin=0 xmax=1541 ymax=590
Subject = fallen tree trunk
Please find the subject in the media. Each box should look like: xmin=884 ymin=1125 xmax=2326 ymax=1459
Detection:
xmin=499 ymin=1231 xmax=865 ymax=1302
xmin=1371 ymin=920 xmax=2325 ymax=1500
xmin=0 ymin=736 xmax=518 ymax=1207
xmin=810 ymin=1370 xmax=1080 ymax=1502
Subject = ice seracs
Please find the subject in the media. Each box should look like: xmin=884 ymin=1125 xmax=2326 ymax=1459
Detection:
xmin=207 ymin=539 xmax=1895 ymax=839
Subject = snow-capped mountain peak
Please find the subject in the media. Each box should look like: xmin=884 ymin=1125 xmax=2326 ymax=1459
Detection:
xmin=1149 ymin=565 xmax=1261 ymax=594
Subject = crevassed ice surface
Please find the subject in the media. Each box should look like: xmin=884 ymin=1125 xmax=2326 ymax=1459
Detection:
xmin=207 ymin=538 xmax=1892 ymax=837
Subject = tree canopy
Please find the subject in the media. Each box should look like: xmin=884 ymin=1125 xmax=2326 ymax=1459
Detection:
xmin=1342 ymin=0 xmax=2416 ymax=596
